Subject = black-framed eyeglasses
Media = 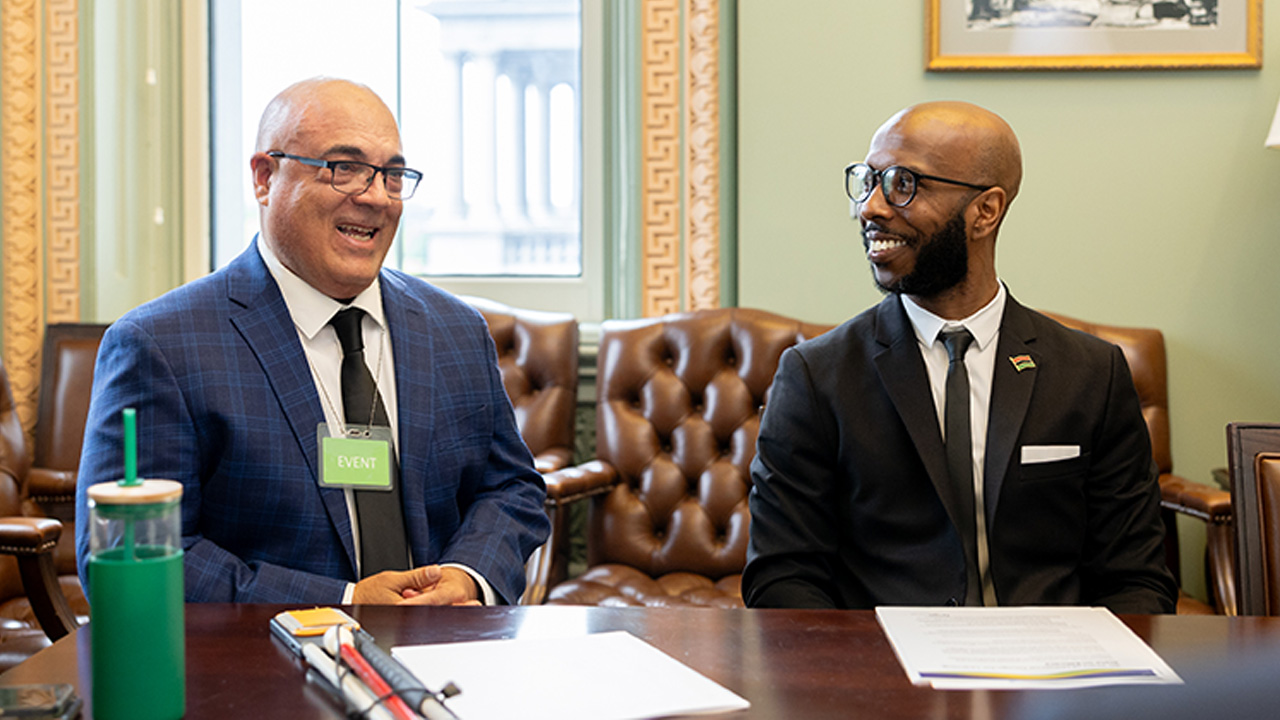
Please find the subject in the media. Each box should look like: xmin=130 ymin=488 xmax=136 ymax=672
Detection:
xmin=845 ymin=162 xmax=993 ymax=208
xmin=267 ymin=151 xmax=423 ymax=201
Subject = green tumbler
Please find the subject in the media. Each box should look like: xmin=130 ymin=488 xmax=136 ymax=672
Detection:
xmin=87 ymin=479 xmax=185 ymax=720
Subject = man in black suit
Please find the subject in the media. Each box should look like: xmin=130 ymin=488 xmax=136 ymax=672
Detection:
xmin=743 ymin=101 xmax=1177 ymax=612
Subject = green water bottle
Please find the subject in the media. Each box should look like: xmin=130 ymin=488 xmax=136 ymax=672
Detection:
xmin=87 ymin=409 xmax=185 ymax=720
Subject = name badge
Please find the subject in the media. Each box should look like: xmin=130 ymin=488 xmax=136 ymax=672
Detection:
xmin=318 ymin=424 xmax=394 ymax=491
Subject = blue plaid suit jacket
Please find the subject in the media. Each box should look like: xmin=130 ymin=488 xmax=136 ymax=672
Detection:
xmin=75 ymin=240 xmax=549 ymax=603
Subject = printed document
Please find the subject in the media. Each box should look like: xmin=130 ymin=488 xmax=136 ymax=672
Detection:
xmin=393 ymin=630 xmax=749 ymax=720
xmin=876 ymin=606 xmax=1183 ymax=690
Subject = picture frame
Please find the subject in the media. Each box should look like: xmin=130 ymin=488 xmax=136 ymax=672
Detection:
xmin=926 ymin=0 xmax=1262 ymax=71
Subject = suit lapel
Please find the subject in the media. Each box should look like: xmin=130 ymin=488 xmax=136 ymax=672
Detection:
xmin=871 ymin=297 xmax=968 ymax=531
xmin=381 ymin=271 xmax=434 ymax=556
xmin=984 ymin=298 xmax=1038 ymax=524
xmin=225 ymin=239 xmax=357 ymax=568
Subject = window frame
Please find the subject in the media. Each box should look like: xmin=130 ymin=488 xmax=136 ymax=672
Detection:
xmin=201 ymin=0 xmax=605 ymax=323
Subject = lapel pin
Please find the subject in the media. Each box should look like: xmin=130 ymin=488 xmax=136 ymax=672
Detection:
xmin=1009 ymin=354 xmax=1036 ymax=373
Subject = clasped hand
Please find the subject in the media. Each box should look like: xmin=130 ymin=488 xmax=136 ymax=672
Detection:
xmin=351 ymin=565 xmax=482 ymax=605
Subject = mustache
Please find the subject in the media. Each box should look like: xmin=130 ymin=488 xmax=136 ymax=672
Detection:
xmin=861 ymin=222 xmax=907 ymax=244
xmin=862 ymin=222 xmax=888 ymax=237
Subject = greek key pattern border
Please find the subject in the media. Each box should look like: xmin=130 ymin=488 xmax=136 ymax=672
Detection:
xmin=684 ymin=0 xmax=719 ymax=311
xmin=45 ymin=0 xmax=81 ymax=324
xmin=640 ymin=0 xmax=682 ymax=318
xmin=2 ymin=0 xmax=43 ymax=435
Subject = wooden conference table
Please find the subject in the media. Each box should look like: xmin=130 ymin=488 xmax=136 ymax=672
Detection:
xmin=3 ymin=604 xmax=1280 ymax=719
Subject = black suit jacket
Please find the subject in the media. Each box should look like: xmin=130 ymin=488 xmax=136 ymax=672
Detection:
xmin=744 ymin=292 xmax=1177 ymax=613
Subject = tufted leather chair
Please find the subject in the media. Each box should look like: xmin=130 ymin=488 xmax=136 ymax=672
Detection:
xmin=460 ymin=297 xmax=579 ymax=604
xmin=461 ymin=297 xmax=579 ymax=474
xmin=0 ymin=336 xmax=94 ymax=670
xmin=534 ymin=308 xmax=831 ymax=607
xmin=1045 ymin=312 xmax=1233 ymax=614
xmin=24 ymin=324 xmax=106 ymax=598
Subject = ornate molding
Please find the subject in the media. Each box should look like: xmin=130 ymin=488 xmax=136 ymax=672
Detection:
xmin=685 ymin=0 xmax=720 ymax=311
xmin=0 ymin=0 xmax=80 ymax=437
xmin=640 ymin=0 xmax=682 ymax=318
xmin=45 ymin=0 xmax=80 ymax=323
xmin=641 ymin=0 xmax=724 ymax=317
xmin=2 ymin=0 xmax=43 ymax=436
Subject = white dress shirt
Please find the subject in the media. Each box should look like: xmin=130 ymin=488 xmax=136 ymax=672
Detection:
xmin=901 ymin=282 xmax=1007 ymax=604
xmin=258 ymin=238 xmax=494 ymax=604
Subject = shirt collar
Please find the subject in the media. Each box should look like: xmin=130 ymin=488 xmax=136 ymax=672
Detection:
xmin=256 ymin=234 xmax=386 ymax=340
xmin=901 ymin=281 xmax=1007 ymax=352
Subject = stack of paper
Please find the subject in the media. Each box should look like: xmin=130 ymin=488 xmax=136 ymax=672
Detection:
xmin=393 ymin=630 xmax=750 ymax=720
xmin=875 ymin=606 xmax=1183 ymax=690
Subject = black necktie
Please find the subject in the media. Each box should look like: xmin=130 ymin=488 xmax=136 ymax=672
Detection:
xmin=330 ymin=307 xmax=409 ymax=577
xmin=942 ymin=328 xmax=983 ymax=606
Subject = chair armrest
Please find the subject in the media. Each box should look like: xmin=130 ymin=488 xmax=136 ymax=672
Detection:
xmin=25 ymin=467 xmax=77 ymax=505
xmin=1160 ymin=474 xmax=1232 ymax=525
xmin=521 ymin=461 xmax=620 ymax=605
xmin=1159 ymin=473 xmax=1237 ymax=615
xmin=0 ymin=516 xmax=62 ymax=550
xmin=543 ymin=460 xmax=619 ymax=506
xmin=0 ymin=516 xmax=79 ymax=641
xmin=533 ymin=447 xmax=575 ymax=474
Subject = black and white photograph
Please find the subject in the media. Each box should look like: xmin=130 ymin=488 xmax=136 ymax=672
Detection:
xmin=966 ymin=1 xmax=1219 ymax=30
xmin=928 ymin=0 xmax=1257 ymax=70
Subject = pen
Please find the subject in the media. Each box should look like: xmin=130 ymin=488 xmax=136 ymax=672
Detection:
xmin=302 ymin=640 xmax=396 ymax=720
xmin=353 ymin=629 xmax=462 ymax=720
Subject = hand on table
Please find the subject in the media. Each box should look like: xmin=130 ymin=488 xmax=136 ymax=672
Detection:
xmin=351 ymin=565 xmax=481 ymax=605
xmin=397 ymin=565 xmax=482 ymax=606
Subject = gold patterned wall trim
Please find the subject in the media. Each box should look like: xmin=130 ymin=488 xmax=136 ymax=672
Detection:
xmin=641 ymin=0 xmax=723 ymax=318
xmin=685 ymin=0 xmax=719 ymax=312
xmin=45 ymin=0 xmax=81 ymax=324
xmin=641 ymin=0 xmax=682 ymax=318
xmin=2 ymin=0 xmax=44 ymax=436
xmin=1 ymin=0 xmax=80 ymax=437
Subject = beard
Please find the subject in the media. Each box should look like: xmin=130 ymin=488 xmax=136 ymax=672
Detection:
xmin=871 ymin=209 xmax=969 ymax=298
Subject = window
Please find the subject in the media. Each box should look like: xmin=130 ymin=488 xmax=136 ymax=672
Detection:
xmin=211 ymin=0 xmax=602 ymax=320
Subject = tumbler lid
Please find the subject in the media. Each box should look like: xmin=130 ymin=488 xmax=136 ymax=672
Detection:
xmin=88 ymin=479 xmax=183 ymax=505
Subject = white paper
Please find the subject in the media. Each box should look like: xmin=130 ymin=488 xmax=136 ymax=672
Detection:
xmin=392 ymin=630 xmax=750 ymax=720
xmin=875 ymin=606 xmax=1183 ymax=690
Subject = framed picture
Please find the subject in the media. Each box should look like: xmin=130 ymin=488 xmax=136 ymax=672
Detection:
xmin=927 ymin=0 xmax=1262 ymax=71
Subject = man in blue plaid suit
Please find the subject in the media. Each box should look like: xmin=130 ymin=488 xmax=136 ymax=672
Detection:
xmin=75 ymin=78 xmax=549 ymax=605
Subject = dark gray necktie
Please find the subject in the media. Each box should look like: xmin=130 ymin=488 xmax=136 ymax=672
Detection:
xmin=330 ymin=307 xmax=409 ymax=577
xmin=942 ymin=328 xmax=982 ymax=606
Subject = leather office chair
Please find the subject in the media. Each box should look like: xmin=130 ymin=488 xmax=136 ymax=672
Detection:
xmin=532 ymin=308 xmax=831 ymax=607
xmin=24 ymin=324 xmax=106 ymax=588
xmin=460 ymin=297 xmax=579 ymax=605
xmin=1046 ymin=312 xmax=1233 ymax=614
xmin=461 ymin=297 xmax=579 ymax=474
xmin=0 ymin=341 xmax=91 ymax=670
xmin=1225 ymin=422 xmax=1280 ymax=616
xmin=0 ymin=324 xmax=103 ymax=656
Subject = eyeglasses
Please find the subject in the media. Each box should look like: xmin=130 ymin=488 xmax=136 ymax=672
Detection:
xmin=267 ymin=151 xmax=423 ymax=201
xmin=845 ymin=162 xmax=993 ymax=208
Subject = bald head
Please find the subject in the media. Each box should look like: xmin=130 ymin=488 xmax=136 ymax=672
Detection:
xmin=254 ymin=78 xmax=396 ymax=155
xmin=249 ymin=77 xmax=405 ymax=300
xmin=873 ymin=101 xmax=1022 ymax=204
xmin=857 ymin=101 xmax=1021 ymax=318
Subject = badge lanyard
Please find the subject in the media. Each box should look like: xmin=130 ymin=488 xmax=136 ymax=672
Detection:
xmin=309 ymin=318 xmax=397 ymax=492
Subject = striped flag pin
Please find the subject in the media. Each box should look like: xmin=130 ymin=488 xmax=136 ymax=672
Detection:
xmin=1009 ymin=354 xmax=1036 ymax=372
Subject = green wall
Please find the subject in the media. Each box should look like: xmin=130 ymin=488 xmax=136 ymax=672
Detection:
xmin=737 ymin=1 xmax=1280 ymax=601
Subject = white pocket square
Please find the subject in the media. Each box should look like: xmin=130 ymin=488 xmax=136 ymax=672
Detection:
xmin=1021 ymin=445 xmax=1080 ymax=464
